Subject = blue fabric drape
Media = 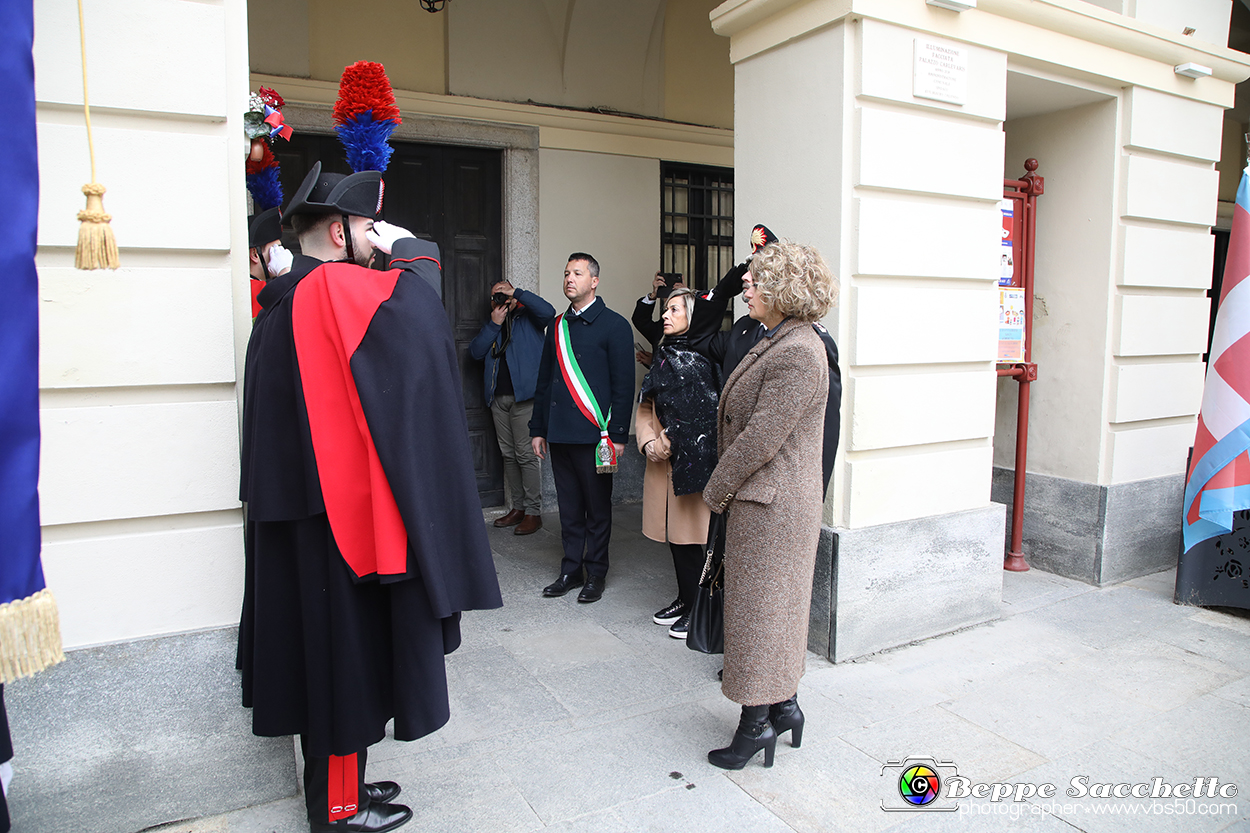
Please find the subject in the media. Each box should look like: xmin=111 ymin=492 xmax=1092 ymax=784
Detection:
xmin=0 ymin=0 xmax=46 ymax=608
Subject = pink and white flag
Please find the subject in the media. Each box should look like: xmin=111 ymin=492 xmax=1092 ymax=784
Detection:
xmin=1184 ymin=169 xmax=1250 ymax=551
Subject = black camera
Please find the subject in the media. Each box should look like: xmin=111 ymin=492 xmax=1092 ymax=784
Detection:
xmin=657 ymin=272 xmax=681 ymax=299
xmin=491 ymin=292 xmax=511 ymax=306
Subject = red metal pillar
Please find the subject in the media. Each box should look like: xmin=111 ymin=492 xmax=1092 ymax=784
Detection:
xmin=1000 ymin=160 xmax=1043 ymax=572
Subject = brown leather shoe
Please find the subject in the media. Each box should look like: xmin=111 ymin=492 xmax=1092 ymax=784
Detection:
xmin=513 ymin=514 xmax=542 ymax=535
xmin=493 ymin=509 xmax=524 ymax=528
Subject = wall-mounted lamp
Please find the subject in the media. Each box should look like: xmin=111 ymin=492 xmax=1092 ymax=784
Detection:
xmin=926 ymin=0 xmax=976 ymax=9
xmin=1174 ymin=62 xmax=1213 ymax=79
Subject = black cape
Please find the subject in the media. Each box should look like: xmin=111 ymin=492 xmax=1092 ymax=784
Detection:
xmin=237 ymin=244 xmax=502 ymax=757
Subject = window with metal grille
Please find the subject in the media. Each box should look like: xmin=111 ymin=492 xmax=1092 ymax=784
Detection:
xmin=660 ymin=162 xmax=734 ymax=294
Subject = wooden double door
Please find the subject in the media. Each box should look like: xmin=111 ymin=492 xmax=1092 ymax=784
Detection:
xmin=275 ymin=135 xmax=506 ymax=506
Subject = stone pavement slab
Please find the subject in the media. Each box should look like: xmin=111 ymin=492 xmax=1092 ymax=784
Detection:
xmin=173 ymin=510 xmax=1250 ymax=833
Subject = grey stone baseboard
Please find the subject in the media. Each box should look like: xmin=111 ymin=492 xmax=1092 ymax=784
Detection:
xmin=811 ymin=504 xmax=1006 ymax=663
xmin=992 ymin=467 xmax=1183 ymax=586
xmin=6 ymin=628 xmax=294 ymax=833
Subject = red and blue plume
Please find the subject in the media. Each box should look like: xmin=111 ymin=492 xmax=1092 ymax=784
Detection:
xmin=333 ymin=61 xmax=402 ymax=173
xmin=245 ymin=142 xmax=284 ymax=211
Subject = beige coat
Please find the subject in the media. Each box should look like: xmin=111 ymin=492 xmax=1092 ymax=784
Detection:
xmin=703 ymin=319 xmax=828 ymax=706
xmin=636 ymin=398 xmax=711 ymax=545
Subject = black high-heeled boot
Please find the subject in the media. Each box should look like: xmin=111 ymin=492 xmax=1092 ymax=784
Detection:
xmin=768 ymin=695 xmax=804 ymax=748
xmin=708 ymin=705 xmax=777 ymax=770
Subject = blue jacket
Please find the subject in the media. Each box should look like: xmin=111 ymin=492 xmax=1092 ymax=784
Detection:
xmin=529 ymin=297 xmax=635 ymax=445
xmin=468 ymin=287 xmax=556 ymax=404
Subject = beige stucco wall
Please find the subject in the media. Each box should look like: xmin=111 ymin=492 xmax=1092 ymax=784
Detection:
xmin=717 ymin=0 xmax=1248 ymax=529
xmin=1131 ymin=0 xmax=1232 ymax=49
xmin=34 ymin=0 xmax=252 ymax=648
xmin=1108 ymin=86 xmax=1221 ymax=483
xmin=998 ymin=99 xmax=1119 ymax=482
xmin=997 ymin=81 xmax=1222 ymax=486
xmin=733 ymin=17 xmax=1005 ymax=530
xmin=251 ymin=0 xmax=733 ymax=129
xmin=249 ymin=0 xmax=447 ymax=93
xmin=538 ymin=148 xmax=660 ymax=397
xmin=732 ymin=21 xmax=847 ymax=524
xmin=664 ymin=0 xmax=734 ymax=128
xmin=308 ymin=0 xmax=445 ymax=94
xmin=846 ymin=20 xmax=1005 ymax=529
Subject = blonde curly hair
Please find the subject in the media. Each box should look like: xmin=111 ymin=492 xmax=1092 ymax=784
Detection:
xmin=749 ymin=241 xmax=838 ymax=323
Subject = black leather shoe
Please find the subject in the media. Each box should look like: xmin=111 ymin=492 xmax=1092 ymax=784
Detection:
xmin=309 ymin=801 xmax=412 ymax=832
xmin=364 ymin=781 xmax=401 ymax=804
xmin=768 ymin=696 xmax=804 ymax=748
xmin=577 ymin=575 xmax=605 ymax=603
xmin=542 ymin=572 xmax=583 ymax=597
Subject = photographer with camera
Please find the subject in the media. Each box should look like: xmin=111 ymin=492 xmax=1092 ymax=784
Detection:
xmin=631 ymin=272 xmax=682 ymax=364
xmin=469 ymin=280 xmax=556 ymax=535
xmin=632 ymin=263 xmax=752 ymax=368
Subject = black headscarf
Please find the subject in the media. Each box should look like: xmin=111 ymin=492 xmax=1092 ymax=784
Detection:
xmin=639 ymin=333 xmax=720 ymax=496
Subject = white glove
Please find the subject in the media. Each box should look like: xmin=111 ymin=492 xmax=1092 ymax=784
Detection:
xmin=365 ymin=220 xmax=415 ymax=255
xmin=266 ymin=243 xmax=293 ymax=276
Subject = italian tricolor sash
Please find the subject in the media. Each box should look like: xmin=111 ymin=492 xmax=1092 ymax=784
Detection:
xmin=554 ymin=312 xmax=617 ymax=473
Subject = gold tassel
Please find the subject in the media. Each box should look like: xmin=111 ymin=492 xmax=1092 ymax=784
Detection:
xmin=0 ymin=588 xmax=65 ymax=684
xmin=76 ymin=183 xmax=119 ymax=270
xmin=74 ymin=0 xmax=118 ymax=270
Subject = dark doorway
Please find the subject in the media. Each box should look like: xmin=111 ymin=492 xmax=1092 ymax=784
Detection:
xmin=274 ymin=134 xmax=505 ymax=506
xmin=1209 ymin=228 xmax=1230 ymax=364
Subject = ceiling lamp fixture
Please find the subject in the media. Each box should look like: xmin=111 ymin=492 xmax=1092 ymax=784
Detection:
xmin=1174 ymin=62 xmax=1212 ymax=79
xmin=418 ymin=0 xmax=448 ymax=11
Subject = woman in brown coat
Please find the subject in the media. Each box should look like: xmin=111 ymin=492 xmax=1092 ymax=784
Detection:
xmin=702 ymin=241 xmax=837 ymax=770
xmin=635 ymin=288 xmax=720 ymax=637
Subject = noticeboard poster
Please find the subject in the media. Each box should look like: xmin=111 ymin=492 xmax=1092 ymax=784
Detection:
xmin=998 ymin=288 xmax=1025 ymax=362
xmin=1000 ymin=199 xmax=1015 ymax=286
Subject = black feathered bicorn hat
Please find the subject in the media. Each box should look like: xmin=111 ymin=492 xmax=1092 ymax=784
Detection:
xmin=750 ymin=224 xmax=777 ymax=254
xmin=280 ymin=161 xmax=384 ymax=225
xmin=247 ymin=207 xmax=282 ymax=249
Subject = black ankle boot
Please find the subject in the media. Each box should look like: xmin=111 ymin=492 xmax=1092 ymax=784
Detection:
xmin=708 ymin=705 xmax=776 ymax=770
xmin=768 ymin=695 xmax=804 ymax=748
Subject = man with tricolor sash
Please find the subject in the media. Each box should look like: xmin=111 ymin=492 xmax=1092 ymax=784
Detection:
xmin=530 ymin=253 xmax=635 ymax=603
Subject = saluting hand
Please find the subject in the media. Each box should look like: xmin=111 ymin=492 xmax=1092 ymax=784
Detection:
xmin=365 ymin=220 xmax=415 ymax=255
xmin=266 ymin=243 xmax=293 ymax=276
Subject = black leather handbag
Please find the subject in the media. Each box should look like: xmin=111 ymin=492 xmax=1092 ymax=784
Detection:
xmin=687 ymin=512 xmax=726 ymax=654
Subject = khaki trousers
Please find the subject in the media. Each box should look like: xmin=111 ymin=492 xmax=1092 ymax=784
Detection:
xmin=490 ymin=394 xmax=541 ymax=514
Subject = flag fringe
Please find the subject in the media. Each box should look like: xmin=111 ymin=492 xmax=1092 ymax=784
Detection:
xmin=0 ymin=588 xmax=65 ymax=683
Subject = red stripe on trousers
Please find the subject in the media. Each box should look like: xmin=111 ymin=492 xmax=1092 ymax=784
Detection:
xmin=328 ymin=753 xmax=359 ymax=820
